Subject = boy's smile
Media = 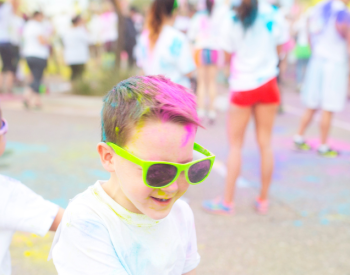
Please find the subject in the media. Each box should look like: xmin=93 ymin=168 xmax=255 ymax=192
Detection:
xmin=100 ymin=119 xmax=196 ymax=220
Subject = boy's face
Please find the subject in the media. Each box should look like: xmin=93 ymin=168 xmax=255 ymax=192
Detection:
xmin=112 ymin=120 xmax=196 ymax=220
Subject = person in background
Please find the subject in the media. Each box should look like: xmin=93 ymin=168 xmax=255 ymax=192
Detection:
xmin=203 ymin=0 xmax=289 ymax=215
xmin=0 ymin=108 xmax=65 ymax=275
xmin=62 ymin=15 xmax=90 ymax=81
xmin=123 ymin=8 xmax=137 ymax=68
xmin=188 ymin=0 xmax=221 ymax=122
xmin=22 ymin=11 xmax=50 ymax=109
xmin=101 ymin=2 xmax=118 ymax=54
xmin=9 ymin=0 xmax=24 ymax=85
xmin=293 ymin=0 xmax=350 ymax=157
xmin=0 ymin=0 xmax=14 ymax=94
xmin=136 ymin=0 xmax=196 ymax=89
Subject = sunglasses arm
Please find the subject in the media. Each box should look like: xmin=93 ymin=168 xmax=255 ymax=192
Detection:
xmin=106 ymin=142 xmax=144 ymax=167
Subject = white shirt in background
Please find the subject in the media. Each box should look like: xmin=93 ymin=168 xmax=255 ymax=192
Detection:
xmin=220 ymin=1 xmax=289 ymax=91
xmin=136 ymin=25 xmax=196 ymax=88
xmin=50 ymin=181 xmax=200 ymax=275
xmin=0 ymin=3 xmax=12 ymax=43
xmin=0 ymin=175 xmax=59 ymax=275
xmin=101 ymin=11 xmax=118 ymax=43
xmin=62 ymin=26 xmax=90 ymax=65
xmin=188 ymin=9 xmax=222 ymax=50
xmin=311 ymin=0 xmax=349 ymax=63
xmin=174 ymin=16 xmax=191 ymax=33
xmin=10 ymin=15 xmax=25 ymax=46
xmin=88 ymin=14 xmax=103 ymax=45
xmin=22 ymin=20 xmax=50 ymax=59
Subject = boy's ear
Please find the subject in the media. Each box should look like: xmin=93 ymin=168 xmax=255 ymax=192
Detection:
xmin=97 ymin=142 xmax=115 ymax=173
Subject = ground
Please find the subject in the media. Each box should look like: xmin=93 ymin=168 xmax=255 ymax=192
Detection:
xmin=1 ymin=83 xmax=350 ymax=275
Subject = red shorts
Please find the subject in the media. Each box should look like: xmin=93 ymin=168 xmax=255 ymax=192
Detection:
xmin=230 ymin=78 xmax=280 ymax=106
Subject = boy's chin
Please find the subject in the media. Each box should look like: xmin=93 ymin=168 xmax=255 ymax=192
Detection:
xmin=143 ymin=207 xmax=172 ymax=220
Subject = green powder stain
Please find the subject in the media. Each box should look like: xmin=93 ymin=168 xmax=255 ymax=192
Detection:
xmin=115 ymin=126 xmax=120 ymax=136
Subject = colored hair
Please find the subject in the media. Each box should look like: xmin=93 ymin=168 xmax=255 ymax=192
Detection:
xmin=72 ymin=15 xmax=82 ymax=25
xmin=101 ymin=75 xmax=200 ymax=147
xmin=206 ymin=0 xmax=215 ymax=16
xmin=236 ymin=0 xmax=258 ymax=29
xmin=146 ymin=0 xmax=176 ymax=49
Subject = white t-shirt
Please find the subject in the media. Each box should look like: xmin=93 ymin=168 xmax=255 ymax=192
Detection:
xmin=136 ymin=25 xmax=196 ymax=88
xmin=294 ymin=9 xmax=313 ymax=46
xmin=187 ymin=10 xmax=222 ymax=50
xmin=0 ymin=175 xmax=59 ymax=275
xmin=0 ymin=3 xmax=12 ymax=43
xmin=311 ymin=0 xmax=349 ymax=63
xmin=9 ymin=15 xmax=25 ymax=46
xmin=62 ymin=26 xmax=90 ymax=65
xmin=88 ymin=14 xmax=103 ymax=45
xmin=220 ymin=1 xmax=289 ymax=91
xmin=50 ymin=181 xmax=200 ymax=275
xmin=22 ymin=20 xmax=50 ymax=59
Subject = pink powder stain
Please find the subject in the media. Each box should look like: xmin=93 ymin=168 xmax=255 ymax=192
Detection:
xmin=181 ymin=124 xmax=195 ymax=147
xmin=307 ymin=138 xmax=350 ymax=151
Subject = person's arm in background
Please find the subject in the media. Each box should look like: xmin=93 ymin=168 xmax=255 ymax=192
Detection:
xmin=50 ymin=207 xmax=64 ymax=231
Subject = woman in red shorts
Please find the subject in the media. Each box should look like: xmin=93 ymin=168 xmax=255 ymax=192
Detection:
xmin=203 ymin=0 xmax=288 ymax=214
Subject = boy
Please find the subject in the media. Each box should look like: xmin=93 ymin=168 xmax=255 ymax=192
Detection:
xmin=294 ymin=0 xmax=350 ymax=157
xmin=0 ymin=109 xmax=64 ymax=275
xmin=50 ymin=75 xmax=215 ymax=274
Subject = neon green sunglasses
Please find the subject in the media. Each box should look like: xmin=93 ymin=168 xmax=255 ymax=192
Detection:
xmin=107 ymin=142 xmax=215 ymax=189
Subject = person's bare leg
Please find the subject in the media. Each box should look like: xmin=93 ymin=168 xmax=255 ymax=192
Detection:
xmin=223 ymin=105 xmax=252 ymax=203
xmin=4 ymin=72 xmax=14 ymax=93
xmin=297 ymin=108 xmax=317 ymax=136
xmin=207 ymin=65 xmax=218 ymax=112
xmin=320 ymin=110 xmax=333 ymax=145
xmin=254 ymin=103 xmax=278 ymax=201
xmin=197 ymin=66 xmax=207 ymax=116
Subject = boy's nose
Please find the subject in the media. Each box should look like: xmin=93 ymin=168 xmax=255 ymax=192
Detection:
xmin=161 ymin=179 xmax=179 ymax=193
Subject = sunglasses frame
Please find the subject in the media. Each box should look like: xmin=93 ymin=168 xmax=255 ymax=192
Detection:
xmin=107 ymin=142 xmax=215 ymax=189
xmin=0 ymin=119 xmax=8 ymax=136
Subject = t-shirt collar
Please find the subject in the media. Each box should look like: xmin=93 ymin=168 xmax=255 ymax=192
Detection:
xmin=90 ymin=181 xmax=164 ymax=227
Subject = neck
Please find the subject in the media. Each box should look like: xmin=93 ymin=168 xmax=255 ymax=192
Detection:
xmin=163 ymin=15 xmax=175 ymax=27
xmin=102 ymin=175 xmax=142 ymax=214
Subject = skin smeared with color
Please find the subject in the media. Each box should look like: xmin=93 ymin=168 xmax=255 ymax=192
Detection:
xmin=100 ymin=120 xmax=195 ymax=220
xmin=98 ymin=75 xmax=201 ymax=220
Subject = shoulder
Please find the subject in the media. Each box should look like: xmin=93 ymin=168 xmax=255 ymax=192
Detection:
xmin=166 ymin=26 xmax=187 ymax=41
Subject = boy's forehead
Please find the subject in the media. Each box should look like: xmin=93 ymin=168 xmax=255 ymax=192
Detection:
xmin=126 ymin=120 xmax=196 ymax=160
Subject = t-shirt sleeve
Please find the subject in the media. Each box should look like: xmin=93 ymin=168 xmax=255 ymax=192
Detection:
xmin=51 ymin=206 xmax=129 ymax=275
xmin=0 ymin=176 xmax=59 ymax=236
xmin=174 ymin=35 xmax=196 ymax=76
xmin=219 ymin=15 xmax=238 ymax=53
xmin=182 ymin=203 xmax=200 ymax=274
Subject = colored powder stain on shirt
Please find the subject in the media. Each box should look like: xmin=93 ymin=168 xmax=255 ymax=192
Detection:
xmin=169 ymin=38 xmax=182 ymax=57
xmin=266 ymin=21 xmax=274 ymax=32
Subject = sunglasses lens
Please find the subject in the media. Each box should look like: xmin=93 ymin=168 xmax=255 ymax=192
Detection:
xmin=188 ymin=160 xmax=211 ymax=183
xmin=146 ymin=164 xmax=178 ymax=187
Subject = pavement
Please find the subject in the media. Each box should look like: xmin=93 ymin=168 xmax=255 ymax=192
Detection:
xmin=1 ymin=81 xmax=350 ymax=275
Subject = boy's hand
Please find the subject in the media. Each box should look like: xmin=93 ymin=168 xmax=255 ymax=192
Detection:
xmin=50 ymin=207 xmax=65 ymax=231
